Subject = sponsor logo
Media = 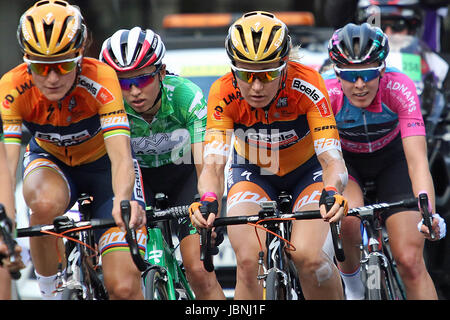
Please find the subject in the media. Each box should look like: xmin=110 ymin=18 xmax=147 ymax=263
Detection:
xmin=227 ymin=191 xmax=269 ymax=211
xmin=212 ymin=106 xmax=223 ymax=121
xmin=314 ymin=125 xmax=337 ymax=132
xmin=247 ymin=129 xmax=299 ymax=149
xmin=35 ymin=130 xmax=91 ymax=146
xmin=314 ymin=138 xmax=341 ymax=154
xmin=292 ymin=78 xmax=331 ymax=117
xmin=132 ymin=159 xmax=145 ymax=203
xmin=78 ymin=76 xmax=114 ymax=104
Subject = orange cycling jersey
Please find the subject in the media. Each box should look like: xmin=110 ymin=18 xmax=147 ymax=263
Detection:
xmin=205 ymin=61 xmax=341 ymax=176
xmin=0 ymin=58 xmax=129 ymax=166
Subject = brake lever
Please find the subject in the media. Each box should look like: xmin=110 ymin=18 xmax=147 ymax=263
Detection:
xmin=418 ymin=193 xmax=435 ymax=240
xmin=199 ymin=205 xmax=214 ymax=272
xmin=120 ymin=200 xmax=148 ymax=271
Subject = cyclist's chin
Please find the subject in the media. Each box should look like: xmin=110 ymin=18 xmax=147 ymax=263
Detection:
xmin=41 ymin=87 xmax=71 ymax=102
xmin=247 ymin=95 xmax=272 ymax=109
xmin=348 ymin=96 xmax=373 ymax=109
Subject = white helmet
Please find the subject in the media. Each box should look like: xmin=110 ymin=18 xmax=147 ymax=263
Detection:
xmin=99 ymin=26 xmax=165 ymax=72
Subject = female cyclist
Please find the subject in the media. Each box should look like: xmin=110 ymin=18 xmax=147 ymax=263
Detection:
xmin=189 ymin=11 xmax=349 ymax=300
xmin=0 ymin=0 xmax=146 ymax=299
xmin=323 ymin=22 xmax=445 ymax=299
xmin=99 ymin=27 xmax=225 ymax=299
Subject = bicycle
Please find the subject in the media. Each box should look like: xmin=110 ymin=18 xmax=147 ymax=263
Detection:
xmin=16 ymin=194 xmax=114 ymax=300
xmin=347 ymin=193 xmax=433 ymax=300
xmin=121 ymin=194 xmax=195 ymax=300
xmin=198 ymin=191 xmax=345 ymax=300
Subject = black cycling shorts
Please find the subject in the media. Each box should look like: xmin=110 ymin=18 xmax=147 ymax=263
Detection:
xmin=343 ymin=135 xmax=417 ymax=222
xmin=140 ymin=160 xmax=198 ymax=241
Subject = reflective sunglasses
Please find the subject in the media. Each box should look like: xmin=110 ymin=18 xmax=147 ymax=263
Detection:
xmin=334 ymin=63 xmax=384 ymax=83
xmin=230 ymin=63 xmax=286 ymax=84
xmin=24 ymin=56 xmax=82 ymax=76
xmin=118 ymin=65 xmax=162 ymax=90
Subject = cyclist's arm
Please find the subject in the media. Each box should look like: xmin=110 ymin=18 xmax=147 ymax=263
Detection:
xmin=0 ymin=142 xmax=16 ymax=221
xmin=195 ymin=129 xmax=232 ymax=227
xmin=392 ymin=73 xmax=435 ymax=208
xmin=317 ymin=149 xmax=347 ymax=195
xmin=306 ymin=73 xmax=348 ymax=221
xmin=402 ymin=135 xmax=435 ymax=211
xmin=104 ymin=134 xmax=145 ymax=231
xmin=192 ymin=142 xmax=204 ymax=179
xmin=4 ymin=144 xmax=20 ymax=192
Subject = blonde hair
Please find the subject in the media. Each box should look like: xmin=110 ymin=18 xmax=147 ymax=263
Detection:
xmin=289 ymin=45 xmax=303 ymax=63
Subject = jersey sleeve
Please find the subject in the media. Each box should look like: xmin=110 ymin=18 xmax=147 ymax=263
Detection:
xmin=300 ymin=72 xmax=342 ymax=156
xmin=95 ymin=65 xmax=131 ymax=140
xmin=0 ymin=71 xmax=24 ymax=146
xmin=204 ymin=77 xmax=235 ymax=158
xmin=385 ymin=71 xmax=425 ymax=138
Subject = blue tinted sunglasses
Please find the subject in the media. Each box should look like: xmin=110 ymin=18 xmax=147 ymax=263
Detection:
xmin=334 ymin=63 xmax=384 ymax=83
xmin=118 ymin=64 xmax=162 ymax=90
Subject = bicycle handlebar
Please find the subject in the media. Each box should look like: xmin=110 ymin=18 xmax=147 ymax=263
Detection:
xmin=0 ymin=204 xmax=21 ymax=280
xmin=120 ymin=201 xmax=149 ymax=272
xmin=346 ymin=197 xmax=418 ymax=218
xmin=17 ymin=202 xmax=190 ymax=274
xmin=121 ymin=202 xmax=190 ymax=273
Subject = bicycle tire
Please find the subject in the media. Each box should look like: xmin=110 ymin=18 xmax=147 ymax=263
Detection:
xmin=265 ymin=269 xmax=288 ymax=300
xmin=364 ymin=254 xmax=389 ymax=300
xmin=382 ymin=239 xmax=406 ymax=300
xmin=287 ymin=259 xmax=303 ymax=300
xmin=144 ymin=268 xmax=170 ymax=300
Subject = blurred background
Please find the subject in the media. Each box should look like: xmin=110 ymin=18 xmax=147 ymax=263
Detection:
xmin=2 ymin=0 xmax=450 ymax=300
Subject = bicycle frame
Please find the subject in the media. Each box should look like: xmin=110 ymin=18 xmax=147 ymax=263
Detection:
xmin=359 ymin=210 xmax=405 ymax=300
xmin=145 ymin=225 xmax=194 ymax=300
xmin=350 ymin=198 xmax=419 ymax=300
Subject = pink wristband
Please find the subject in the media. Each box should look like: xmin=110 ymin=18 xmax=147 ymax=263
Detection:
xmin=201 ymin=192 xmax=218 ymax=201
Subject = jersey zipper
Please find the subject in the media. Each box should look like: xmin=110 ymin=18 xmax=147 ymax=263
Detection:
xmin=361 ymin=110 xmax=372 ymax=152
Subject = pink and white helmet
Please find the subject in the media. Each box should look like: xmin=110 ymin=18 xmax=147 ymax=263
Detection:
xmin=99 ymin=26 xmax=165 ymax=72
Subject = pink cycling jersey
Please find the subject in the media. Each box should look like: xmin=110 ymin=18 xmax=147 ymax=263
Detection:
xmin=322 ymin=67 xmax=425 ymax=153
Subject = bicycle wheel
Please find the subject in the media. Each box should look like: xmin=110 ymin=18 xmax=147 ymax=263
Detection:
xmin=363 ymin=254 xmax=389 ymax=300
xmin=265 ymin=269 xmax=288 ymax=300
xmin=144 ymin=268 xmax=170 ymax=300
xmin=287 ymin=259 xmax=303 ymax=300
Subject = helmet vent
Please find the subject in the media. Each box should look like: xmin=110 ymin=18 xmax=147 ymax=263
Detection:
xmin=55 ymin=16 xmax=71 ymax=47
xmin=235 ymin=25 xmax=248 ymax=53
xmin=43 ymin=20 xmax=54 ymax=47
xmin=35 ymin=1 xmax=50 ymax=7
xmin=251 ymin=30 xmax=262 ymax=54
xmin=54 ymin=0 xmax=68 ymax=6
xmin=265 ymin=25 xmax=280 ymax=53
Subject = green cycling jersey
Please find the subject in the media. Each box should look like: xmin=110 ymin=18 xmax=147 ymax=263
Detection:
xmin=126 ymin=75 xmax=207 ymax=168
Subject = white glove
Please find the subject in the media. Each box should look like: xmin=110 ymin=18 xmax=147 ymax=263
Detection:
xmin=417 ymin=213 xmax=447 ymax=240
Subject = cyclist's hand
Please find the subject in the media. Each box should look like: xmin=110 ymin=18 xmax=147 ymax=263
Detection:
xmin=0 ymin=242 xmax=25 ymax=273
xmin=319 ymin=188 xmax=348 ymax=223
xmin=113 ymin=199 xmax=146 ymax=231
xmin=189 ymin=196 xmax=218 ymax=230
xmin=418 ymin=213 xmax=447 ymax=241
xmin=209 ymin=226 xmax=225 ymax=255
